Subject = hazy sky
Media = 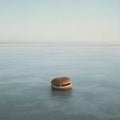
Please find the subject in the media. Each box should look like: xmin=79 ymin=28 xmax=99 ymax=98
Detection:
xmin=0 ymin=0 xmax=120 ymax=43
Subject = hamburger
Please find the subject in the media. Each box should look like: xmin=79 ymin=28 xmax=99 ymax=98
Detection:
xmin=51 ymin=77 xmax=72 ymax=90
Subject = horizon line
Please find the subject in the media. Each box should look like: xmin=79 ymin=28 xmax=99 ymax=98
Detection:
xmin=0 ymin=42 xmax=120 ymax=46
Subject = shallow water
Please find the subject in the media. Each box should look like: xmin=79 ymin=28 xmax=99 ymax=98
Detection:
xmin=0 ymin=45 xmax=120 ymax=120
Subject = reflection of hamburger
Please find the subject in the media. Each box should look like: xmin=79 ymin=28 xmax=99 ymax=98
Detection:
xmin=51 ymin=77 xmax=72 ymax=90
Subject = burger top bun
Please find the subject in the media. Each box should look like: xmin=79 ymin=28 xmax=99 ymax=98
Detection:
xmin=51 ymin=77 xmax=72 ymax=85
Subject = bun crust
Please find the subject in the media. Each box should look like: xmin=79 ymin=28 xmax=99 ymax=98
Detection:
xmin=51 ymin=77 xmax=71 ymax=85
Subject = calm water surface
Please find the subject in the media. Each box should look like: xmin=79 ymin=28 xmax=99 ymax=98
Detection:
xmin=0 ymin=45 xmax=120 ymax=120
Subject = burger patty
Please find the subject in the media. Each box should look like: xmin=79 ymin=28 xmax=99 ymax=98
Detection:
xmin=53 ymin=83 xmax=71 ymax=87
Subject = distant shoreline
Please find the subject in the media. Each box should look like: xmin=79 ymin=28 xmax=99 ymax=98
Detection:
xmin=0 ymin=42 xmax=120 ymax=47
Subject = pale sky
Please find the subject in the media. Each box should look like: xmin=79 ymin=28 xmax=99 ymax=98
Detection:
xmin=0 ymin=0 xmax=120 ymax=43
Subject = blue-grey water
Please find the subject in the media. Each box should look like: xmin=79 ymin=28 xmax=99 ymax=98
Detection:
xmin=0 ymin=44 xmax=120 ymax=120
